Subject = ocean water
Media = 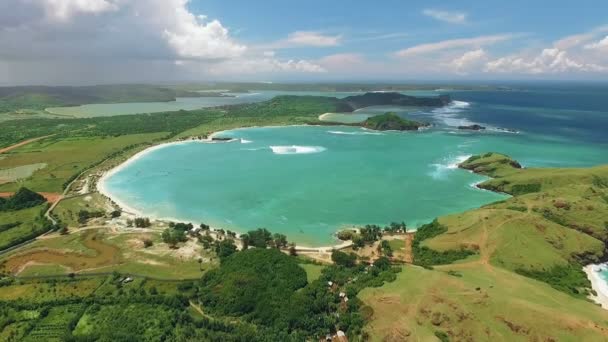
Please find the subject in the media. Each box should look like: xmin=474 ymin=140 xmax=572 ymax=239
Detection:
xmin=102 ymin=85 xmax=608 ymax=246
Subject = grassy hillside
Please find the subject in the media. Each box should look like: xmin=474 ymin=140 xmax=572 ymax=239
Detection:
xmin=359 ymin=152 xmax=608 ymax=340
xmin=360 ymin=265 xmax=608 ymax=341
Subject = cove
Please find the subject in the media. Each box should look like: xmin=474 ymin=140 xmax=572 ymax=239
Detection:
xmin=101 ymin=125 xmax=513 ymax=246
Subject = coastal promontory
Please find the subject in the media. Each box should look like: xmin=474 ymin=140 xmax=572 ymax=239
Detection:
xmin=361 ymin=112 xmax=427 ymax=131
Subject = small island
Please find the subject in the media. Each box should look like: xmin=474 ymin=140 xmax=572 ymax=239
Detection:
xmin=361 ymin=112 xmax=428 ymax=131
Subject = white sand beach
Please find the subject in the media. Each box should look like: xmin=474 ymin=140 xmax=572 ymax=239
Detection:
xmin=584 ymin=264 xmax=608 ymax=310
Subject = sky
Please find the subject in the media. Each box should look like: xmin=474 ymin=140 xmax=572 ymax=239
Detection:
xmin=1 ymin=0 xmax=607 ymax=85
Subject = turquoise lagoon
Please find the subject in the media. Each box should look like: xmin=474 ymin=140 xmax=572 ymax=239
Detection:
xmin=101 ymin=86 xmax=608 ymax=245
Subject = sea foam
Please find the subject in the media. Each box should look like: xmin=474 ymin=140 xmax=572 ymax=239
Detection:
xmin=328 ymin=130 xmax=383 ymax=136
xmin=270 ymin=145 xmax=326 ymax=155
xmin=429 ymin=154 xmax=472 ymax=179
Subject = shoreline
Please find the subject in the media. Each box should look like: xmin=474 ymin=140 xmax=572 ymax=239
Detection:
xmin=584 ymin=264 xmax=608 ymax=310
xmin=95 ymin=123 xmax=499 ymax=251
xmin=96 ymin=126 xmax=352 ymax=250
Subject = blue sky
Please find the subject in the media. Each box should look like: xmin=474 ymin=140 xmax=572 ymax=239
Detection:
xmin=1 ymin=0 xmax=608 ymax=84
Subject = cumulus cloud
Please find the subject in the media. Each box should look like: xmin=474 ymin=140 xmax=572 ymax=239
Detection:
xmin=0 ymin=0 xmax=324 ymax=84
xmin=422 ymin=9 xmax=467 ymax=24
xmin=161 ymin=2 xmax=246 ymax=59
xmin=39 ymin=0 xmax=119 ymax=21
xmin=206 ymin=57 xmax=326 ymax=75
xmin=395 ymin=34 xmax=513 ymax=57
xmin=286 ymin=31 xmax=341 ymax=47
xmin=449 ymin=49 xmax=487 ymax=74
xmin=484 ymin=48 xmax=607 ymax=74
xmin=584 ymin=35 xmax=608 ymax=50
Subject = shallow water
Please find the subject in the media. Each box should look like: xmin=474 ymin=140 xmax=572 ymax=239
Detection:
xmin=102 ymin=85 xmax=608 ymax=245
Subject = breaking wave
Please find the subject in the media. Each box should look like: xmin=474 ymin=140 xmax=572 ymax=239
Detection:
xmin=429 ymin=154 xmax=472 ymax=180
xmin=328 ymin=130 xmax=384 ymax=136
xmin=270 ymin=145 xmax=327 ymax=155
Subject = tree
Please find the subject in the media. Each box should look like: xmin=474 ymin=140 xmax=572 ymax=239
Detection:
xmin=331 ymin=250 xmax=357 ymax=267
xmin=161 ymin=228 xmax=187 ymax=248
xmin=215 ymin=239 xmax=237 ymax=260
xmin=374 ymin=256 xmax=391 ymax=270
xmin=143 ymin=239 xmax=153 ymax=248
xmin=378 ymin=240 xmax=393 ymax=257
xmin=110 ymin=210 xmax=122 ymax=218
xmin=242 ymin=228 xmax=273 ymax=248
xmin=134 ymin=217 xmax=151 ymax=228
xmin=272 ymin=233 xmax=288 ymax=249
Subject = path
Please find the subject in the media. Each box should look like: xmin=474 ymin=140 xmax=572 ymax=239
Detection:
xmin=0 ymin=135 xmax=55 ymax=154
xmin=403 ymin=233 xmax=413 ymax=263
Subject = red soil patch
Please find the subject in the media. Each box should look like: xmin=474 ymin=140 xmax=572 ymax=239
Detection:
xmin=0 ymin=135 xmax=55 ymax=154
xmin=0 ymin=192 xmax=62 ymax=203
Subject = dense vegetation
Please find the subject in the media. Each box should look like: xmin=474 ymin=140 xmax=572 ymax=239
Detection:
xmin=516 ymin=264 xmax=591 ymax=298
xmin=0 ymin=95 xmax=348 ymax=148
xmin=342 ymin=91 xmax=449 ymax=110
xmin=362 ymin=112 xmax=426 ymax=131
xmin=0 ymin=188 xmax=46 ymax=212
xmin=0 ymin=84 xmax=212 ymax=112
xmin=412 ymin=219 xmax=476 ymax=267
xmin=197 ymin=247 xmax=398 ymax=340
xmin=199 ymin=249 xmax=307 ymax=325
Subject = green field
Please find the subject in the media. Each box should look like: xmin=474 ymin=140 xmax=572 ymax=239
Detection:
xmin=360 ymin=265 xmax=608 ymax=341
xmin=0 ymin=205 xmax=50 ymax=251
xmin=0 ymin=133 xmax=167 ymax=193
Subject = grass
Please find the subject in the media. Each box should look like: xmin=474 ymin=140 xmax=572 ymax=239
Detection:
xmin=0 ymin=133 xmax=167 ymax=192
xmin=0 ymin=163 xmax=47 ymax=184
xmin=359 ymin=265 xmax=608 ymax=341
xmin=0 ymin=205 xmax=48 ymax=251
xmin=0 ymin=278 xmax=103 ymax=303
xmin=0 ymin=228 xmax=215 ymax=279
xmin=299 ymin=263 xmax=325 ymax=283
xmin=52 ymin=193 xmax=108 ymax=227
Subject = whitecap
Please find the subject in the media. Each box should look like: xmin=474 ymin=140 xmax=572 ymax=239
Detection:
xmin=428 ymin=154 xmax=472 ymax=179
xmin=431 ymin=100 xmax=479 ymax=127
xmin=328 ymin=130 xmax=383 ymax=136
xmin=269 ymin=145 xmax=326 ymax=155
xmin=240 ymin=139 xmax=253 ymax=144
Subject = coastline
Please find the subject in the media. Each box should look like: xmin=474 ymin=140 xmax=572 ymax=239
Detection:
xmin=584 ymin=264 xmax=608 ymax=310
xmin=96 ymin=126 xmax=351 ymax=250
xmin=95 ymin=123 xmax=502 ymax=251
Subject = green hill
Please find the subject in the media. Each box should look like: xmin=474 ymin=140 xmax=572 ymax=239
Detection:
xmin=362 ymin=112 xmax=426 ymax=131
xmin=359 ymin=153 xmax=608 ymax=341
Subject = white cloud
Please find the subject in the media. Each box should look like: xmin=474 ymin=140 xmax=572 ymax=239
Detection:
xmin=554 ymin=25 xmax=608 ymax=49
xmin=422 ymin=9 xmax=467 ymax=24
xmin=584 ymin=35 xmax=608 ymax=50
xmin=395 ymin=34 xmax=513 ymax=57
xmin=485 ymin=48 xmax=607 ymax=74
xmin=162 ymin=4 xmax=246 ymax=60
xmin=39 ymin=0 xmax=118 ymax=21
xmin=207 ymin=57 xmax=326 ymax=75
xmin=286 ymin=31 xmax=341 ymax=47
xmin=449 ymin=49 xmax=486 ymax=74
